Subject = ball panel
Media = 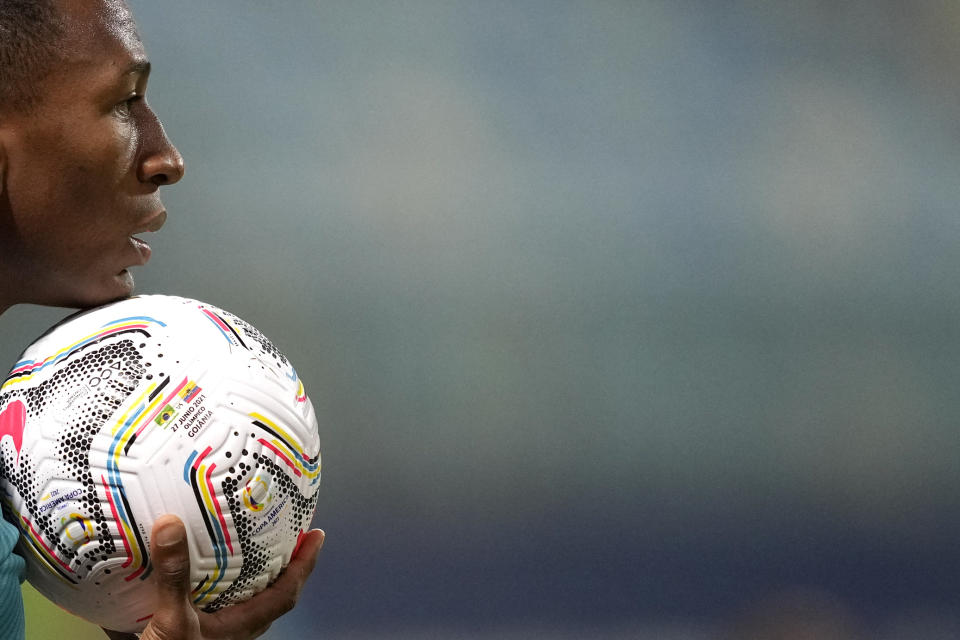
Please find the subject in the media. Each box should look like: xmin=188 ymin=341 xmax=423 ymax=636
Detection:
xmin=0 ymin=295 xmax=321 ymax=632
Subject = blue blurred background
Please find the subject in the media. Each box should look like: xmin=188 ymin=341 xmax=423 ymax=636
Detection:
xmin=6 ymin=1 xmax=960 ymax=637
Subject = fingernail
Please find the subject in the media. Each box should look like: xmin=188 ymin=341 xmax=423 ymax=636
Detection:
xmin=156 ymin=524 xmax=184 ymax=548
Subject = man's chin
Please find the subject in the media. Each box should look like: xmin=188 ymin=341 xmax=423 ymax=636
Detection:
xmin=114 ymin=269 xmax=136 ymax=296
xmin=47 ymin=271 xmax=137 ymax=310
xmin=89 ymin=269 xmax=137 ymax=307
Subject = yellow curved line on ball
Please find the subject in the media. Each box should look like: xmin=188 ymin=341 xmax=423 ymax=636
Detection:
xmin=64 ymin=513 xmax=95 ymax=545
xmin=20 ymin=533 xmax=75 ymax=587
xmin=3 ymin=487 xmax=74 ymax=586
xmin=249 ymin=412 xmax=304 ymax=453
xmin=2 ymin=320 xmax=153 ymax=390
xmin=119 ymin=516 xmax=142 ymax=571
xmin=194 ymin=462 xmax=227 ymax=604
xmin=111 ymin=383 xmax=157 ymax=436
xmin=102 ymin=475 xmax=143 ymax=575
xmin=249 ymin=411 xmax=320 ymax=471
xmin=266 ymin=438 xmax=321 ymax=480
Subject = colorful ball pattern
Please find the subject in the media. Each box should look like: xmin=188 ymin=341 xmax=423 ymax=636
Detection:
xmin=0 ymin=295 xmax=321 ymax=632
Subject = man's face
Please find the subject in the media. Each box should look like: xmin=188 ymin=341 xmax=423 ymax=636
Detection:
xmin=0 ymin=0 xmax=184 ymax=308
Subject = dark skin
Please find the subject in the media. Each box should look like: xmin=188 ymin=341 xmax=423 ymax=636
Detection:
xmin=104 ymin=516 xmax=324 ymax=640
xmin=0 ymin=1 xmax=324 ymax=638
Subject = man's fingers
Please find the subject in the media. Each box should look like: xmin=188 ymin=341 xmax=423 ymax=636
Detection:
xmin=278 ymin=528 xmax=324 ymax=606
xmin=292 ymin=528 xmax=325 ymax=573
xmin=151 ymin=515 xmax=192 ymax=607
xmin=103 ymin=517 xmax=201 ymax=639
xmin=199 ymin=528 xmax=325 ymax=636
xmin=143 ymin=514 xmax=202 ymax=640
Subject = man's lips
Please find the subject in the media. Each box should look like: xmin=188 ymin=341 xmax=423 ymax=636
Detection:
xmin=133 ymin=210 xmax=167 ymax=235
xmin=128 ymin=211 xmax=167 ymax=265
xmin=128 ymin=236 xmax=153 ymax=265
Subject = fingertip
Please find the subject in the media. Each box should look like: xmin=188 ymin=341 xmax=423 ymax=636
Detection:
xmin=153 ymin=515 xmax=186 ymax=548
xmin=288 ymin=529 xmax=324 ymax=580
xmin=305 ymin=529 xmax=325 ymax=562
xmin=154 ymin=513 xmax=185 ymax=527
xmin=293 ymin=528 xmax=324 ymax=560
xmin=150 ymin=516 xmax=192 ymax=602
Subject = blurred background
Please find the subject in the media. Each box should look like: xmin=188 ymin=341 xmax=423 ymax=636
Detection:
xmin=5 ymin=0 xmax=960 ymax=637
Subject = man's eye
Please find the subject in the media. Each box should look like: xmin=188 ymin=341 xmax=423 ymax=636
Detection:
xmin=115 ymin=94 xmax=142 ymax=115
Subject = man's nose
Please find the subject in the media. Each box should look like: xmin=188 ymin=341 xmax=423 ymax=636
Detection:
xmin=138 ymin=113 xmax=185 ymax=186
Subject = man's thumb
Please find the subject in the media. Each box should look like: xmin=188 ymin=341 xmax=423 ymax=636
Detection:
xmin=143 ymin=515 xmax=198 ymax=637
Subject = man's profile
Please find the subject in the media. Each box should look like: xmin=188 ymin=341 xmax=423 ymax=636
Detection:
xmin=0 ymin=1 xmax=324 ymax=639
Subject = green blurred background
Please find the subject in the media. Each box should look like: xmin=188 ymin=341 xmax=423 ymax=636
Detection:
xmin=7 ymin=1 xmax=960 ymax=637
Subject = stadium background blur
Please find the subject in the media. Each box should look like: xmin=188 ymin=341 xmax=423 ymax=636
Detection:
xmin=4 ymin=1 xmax=960 ymax=637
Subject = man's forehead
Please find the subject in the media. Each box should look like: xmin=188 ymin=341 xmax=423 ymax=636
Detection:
xmin=56 ymin=0 xmax=144 ymax=61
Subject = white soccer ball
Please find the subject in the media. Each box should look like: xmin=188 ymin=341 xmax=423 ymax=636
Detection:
xmin=0 ymin=295 xmax=321 ymax=632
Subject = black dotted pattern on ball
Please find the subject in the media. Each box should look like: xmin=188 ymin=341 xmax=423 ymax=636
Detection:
xmin=2 ymin=303 xmax=320 ymax=620
xmin=200 ymin=452 xmax=318 ymax=612
xmin=0 ymin=339 xmax=145 ymax=574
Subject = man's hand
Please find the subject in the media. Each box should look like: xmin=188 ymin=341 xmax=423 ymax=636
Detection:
xmin=103 ymin=515 xmax=325 ymax=640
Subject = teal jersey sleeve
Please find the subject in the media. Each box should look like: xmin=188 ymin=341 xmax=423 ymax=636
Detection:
xmin=0 ymin=517 xmax=25 ymax=640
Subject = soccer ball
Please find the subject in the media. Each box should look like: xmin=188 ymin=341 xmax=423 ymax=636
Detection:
xmin=0 ymin=295 xmax=321 ymax=632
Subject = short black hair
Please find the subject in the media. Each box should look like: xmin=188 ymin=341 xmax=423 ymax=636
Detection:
xmin=0 ymin=0 xmax=64 ymax=113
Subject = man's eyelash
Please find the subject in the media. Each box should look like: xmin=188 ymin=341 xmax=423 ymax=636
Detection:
xmin=114 ymin=94 xmax=142 ymax=115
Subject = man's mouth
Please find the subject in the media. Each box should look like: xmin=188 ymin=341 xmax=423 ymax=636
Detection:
xmin=129 ymin=211 xmax=167 ymax=264
xmin=129 ymin=235 xmax=152 ymax=264
xmin=134 ymin=210 xmax=167 ymax=235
